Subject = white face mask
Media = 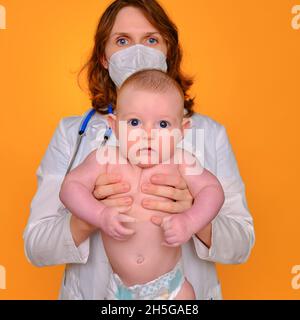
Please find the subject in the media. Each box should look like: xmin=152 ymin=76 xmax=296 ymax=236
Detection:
xmin=108 ymin=44 xmax=168 ymax=88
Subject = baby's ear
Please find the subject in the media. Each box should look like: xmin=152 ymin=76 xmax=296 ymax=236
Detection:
xmin=182 ymin=117 xmax=191 ymax=131
xmin=107 ymin=114 xmax=116 ymax=132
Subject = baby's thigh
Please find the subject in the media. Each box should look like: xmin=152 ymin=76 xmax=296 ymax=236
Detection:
xmin=174 ymin=279 xmax=196 ymax=300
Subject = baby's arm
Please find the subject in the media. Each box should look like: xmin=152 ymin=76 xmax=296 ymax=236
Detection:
xmin=161 ymin=149 xmax=225 ymax=246
xmin=59 ymin=149 xmax=135 ymax=240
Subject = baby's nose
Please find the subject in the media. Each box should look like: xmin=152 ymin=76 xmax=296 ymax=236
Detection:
xmin=142 ymin=126 xmax=155 ymax=140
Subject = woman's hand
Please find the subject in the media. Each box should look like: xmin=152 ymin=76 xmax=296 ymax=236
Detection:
xmin=70 ymin=172 xmax=212 ymax=248
xmin=93 ymin=173 xmax=133 ymax=207
xmin=141 ymin=174 xmax=193 ymax=213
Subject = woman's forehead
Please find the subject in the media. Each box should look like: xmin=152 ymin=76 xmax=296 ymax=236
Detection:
xmin=111 ymin=6 xmax=158 ymax=34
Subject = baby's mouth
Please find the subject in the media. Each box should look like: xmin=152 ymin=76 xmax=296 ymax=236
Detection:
xmin=140 ymin=147 xmax=154 ymax=152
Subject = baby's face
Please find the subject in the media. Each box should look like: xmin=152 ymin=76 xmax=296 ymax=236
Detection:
xmin=109 ymin=86 xmax=190 ymax=168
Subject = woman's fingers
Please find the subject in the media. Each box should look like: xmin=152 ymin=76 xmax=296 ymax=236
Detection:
xmin=101 ymin=196 xmax=133 ymax=207
xmin=93 ymin=182 xmax=130 ymax=199
xmin=150 ymin=174 xmax=187 ymax=189
xmin=95 ymin=173 xmax=122 ymax=186
xmin=141 ymin=174 xmax=193 ymax=213
xmin=92 ymin=172 xmax=130 ymax=199
xmin=142 ymin=183 xmax=189 ymax=201
xmin=142 ymin=198 xmax=184 ymax=213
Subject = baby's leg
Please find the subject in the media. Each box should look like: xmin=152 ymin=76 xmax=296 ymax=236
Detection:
xmin=174 ymin=279 xmax=196 ymax=300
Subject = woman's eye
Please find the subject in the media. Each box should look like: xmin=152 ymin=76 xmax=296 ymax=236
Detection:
xmin=147 ymin=37 xmax=158 ymax=45
xmin=159 ymin=120 xmax=170 ymax=128
xmin=116 ymin=38 xmax=129 ymax=46
xmin=128 ymin=119 xmax=141 ymax=127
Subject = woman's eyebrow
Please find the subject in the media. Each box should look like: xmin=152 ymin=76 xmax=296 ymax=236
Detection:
xmin=144 ymin=32 xmax=161 ymax=36
xmin=111 ymin=31 xmax=161 ymax=38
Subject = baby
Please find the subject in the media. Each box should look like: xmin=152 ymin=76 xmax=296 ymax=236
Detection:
xmin=59 ymin=70 xmax=225 ymax=300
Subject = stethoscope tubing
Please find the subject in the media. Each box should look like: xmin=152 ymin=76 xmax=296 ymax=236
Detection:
xmin=65 ymin=107 xmax=112 ymax=175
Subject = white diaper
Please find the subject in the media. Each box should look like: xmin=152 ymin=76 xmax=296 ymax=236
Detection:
xmin=105 ymin=259 xmax=185 ymax=300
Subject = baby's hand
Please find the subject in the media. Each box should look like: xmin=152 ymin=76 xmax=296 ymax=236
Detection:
xmin=160 ymin=214 xmax=195 ymax=247
xmin=98 ymin=206 xmax=136 ymax=241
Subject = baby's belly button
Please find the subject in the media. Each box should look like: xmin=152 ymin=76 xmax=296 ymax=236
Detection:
xmin=135 ymin=254 xmax=145 ymax=265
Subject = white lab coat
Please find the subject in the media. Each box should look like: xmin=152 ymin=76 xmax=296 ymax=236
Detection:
xmin=23 ymin=111 xmax=255 ymax=300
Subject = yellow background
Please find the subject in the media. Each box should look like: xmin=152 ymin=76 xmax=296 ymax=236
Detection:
xmin=0 ymin=0 xmax=299 ymax=299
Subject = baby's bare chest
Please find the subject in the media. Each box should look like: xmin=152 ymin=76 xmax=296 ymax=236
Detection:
xmin=105 ymin=163 xmax=181 ymax=219
xmin=107 ymin=163 xmax=179 ymax=194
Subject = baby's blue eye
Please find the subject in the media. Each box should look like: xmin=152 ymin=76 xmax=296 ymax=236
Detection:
xmin=128 ymin=118 xmax=141 ymax=127
xmin=159 ymin=120 xmax=170 ymax=128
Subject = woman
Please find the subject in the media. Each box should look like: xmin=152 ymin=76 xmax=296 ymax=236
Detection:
xmin=23 ymin=0 xmax=255 ymax=300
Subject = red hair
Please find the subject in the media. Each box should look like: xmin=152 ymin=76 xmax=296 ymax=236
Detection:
xmin=78 ymin=0 xmax=195 ymax=117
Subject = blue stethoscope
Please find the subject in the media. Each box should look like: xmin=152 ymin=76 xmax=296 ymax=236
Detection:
xmin=65 ymin=105 xmax=113 ymax=175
